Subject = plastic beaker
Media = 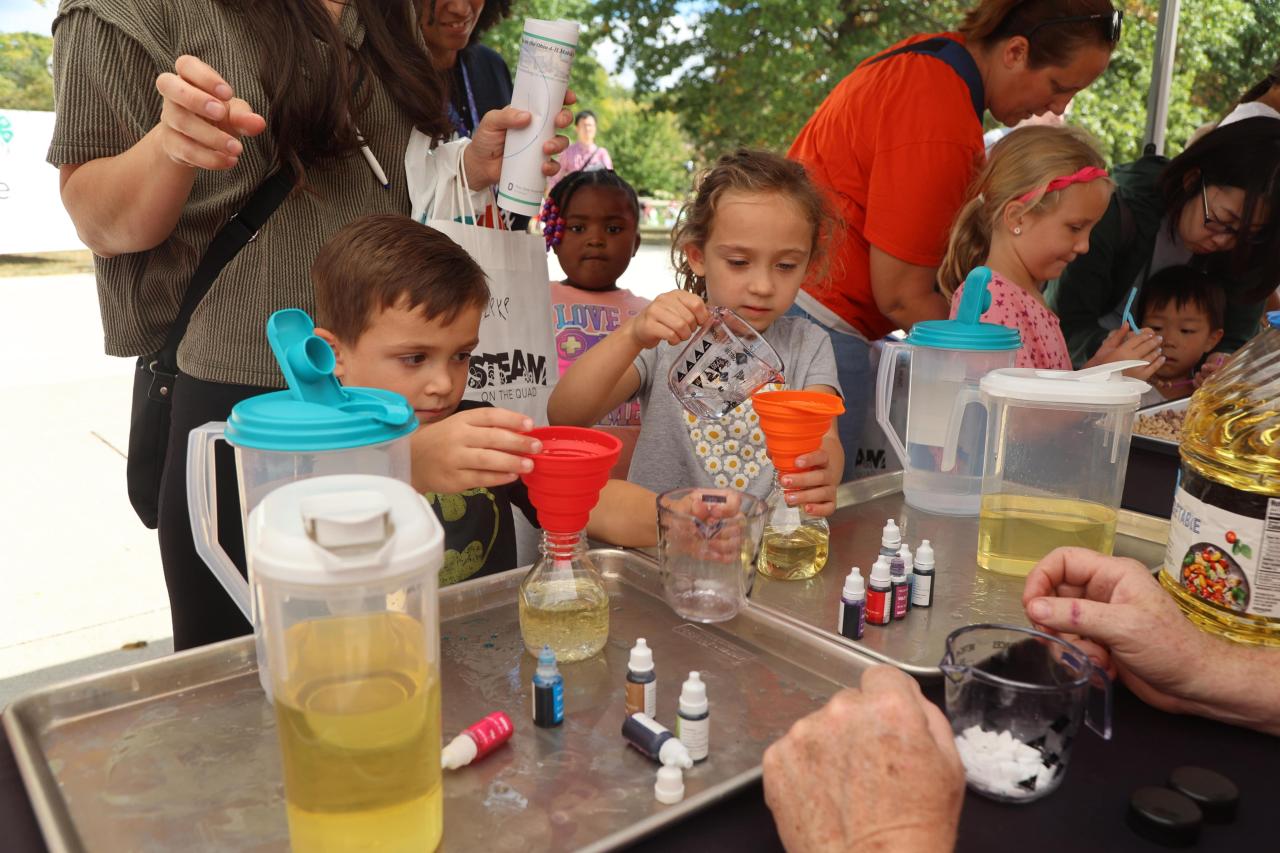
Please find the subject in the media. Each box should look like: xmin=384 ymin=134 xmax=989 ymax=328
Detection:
xmin=941 ymin=624 xmax=1112 ymax=803
xmin=658 ymin=488 xmax=768 ymax=622
xmin=668 ymin=306 xmax=785 ymax=420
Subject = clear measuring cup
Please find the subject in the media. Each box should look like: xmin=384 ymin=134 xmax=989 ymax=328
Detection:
xmin=658 ymin=488 xmax=768 ymax=622
xmin=668 ymin=306 xmax=785 ymax=420
xmin=941 ymin=624 xmax=1112 ymax=803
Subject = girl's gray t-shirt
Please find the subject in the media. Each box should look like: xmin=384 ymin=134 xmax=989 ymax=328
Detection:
xmin=626 ymin=315 xmax=842 ymax=499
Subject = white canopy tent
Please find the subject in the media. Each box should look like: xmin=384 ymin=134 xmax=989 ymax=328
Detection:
xmin=1144 ymin=0 xmax=1183 ymax=154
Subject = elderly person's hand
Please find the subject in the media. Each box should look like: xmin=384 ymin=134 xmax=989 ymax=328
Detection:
xmin=463 ymin=89 xmax=578 ymax=188
xmin=1023 ymin=547 xmax=1280 ymax=735
xmin=763 ymin=666 xmax=963 ymax=853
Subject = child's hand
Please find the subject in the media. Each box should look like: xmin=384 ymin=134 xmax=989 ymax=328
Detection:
xmin=627 ymin=290 xmax=709 ymax=349
xmin=412 ymin=407 xmax=540 ymax=494
xmin=1085 ymin=323 xmax=1165 ymax=380
xmin=1193 ymin=351 xmax=1230 ymax=388
xmin=779 ymin=449 xmax=839 ymax=518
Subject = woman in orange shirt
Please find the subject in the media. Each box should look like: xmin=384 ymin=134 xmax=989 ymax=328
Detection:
xmin=788 ymin=0 xmax=1121 ymax=481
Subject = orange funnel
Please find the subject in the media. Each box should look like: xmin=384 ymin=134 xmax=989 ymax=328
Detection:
xmin=752 ymin=390 xmax=845 ymax=474
xmin=521 ymin=427 xmax=622 ymax=534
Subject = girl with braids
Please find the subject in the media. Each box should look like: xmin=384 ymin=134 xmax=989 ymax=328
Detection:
xmin=939 ymin=125 xmax=1161 ymax=376
xmin=549 ymin=150 xmax=844 ymax=514
xmin=543 ymin=169 xmax=647 ymax=477
xmin=788 ymin=0 xmax=1122 ymax=480
xmin=48 ymin=0 xmax=574 ymax=650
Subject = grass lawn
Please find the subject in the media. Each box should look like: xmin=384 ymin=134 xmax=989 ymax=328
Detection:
xmin=0 ymin=250 xmax=94 ymax=278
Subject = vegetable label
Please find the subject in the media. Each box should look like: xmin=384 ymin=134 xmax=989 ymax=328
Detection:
xmin=1164 ymin=486 xmax=1280 ymax=618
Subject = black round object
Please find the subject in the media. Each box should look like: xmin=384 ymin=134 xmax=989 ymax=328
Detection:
xmin=1127 ymin=786 xmax=1202 ymax=848
xmin=1168 ymin=766 xmax=1239 ymax=823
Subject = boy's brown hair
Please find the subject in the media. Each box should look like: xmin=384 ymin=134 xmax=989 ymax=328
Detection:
xmin=312 ymin=214 xmax=489 ymax=342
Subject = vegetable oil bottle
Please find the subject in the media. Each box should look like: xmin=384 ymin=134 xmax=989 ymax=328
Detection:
xmin=1161 ymin=312 xmax=1280 ymax=646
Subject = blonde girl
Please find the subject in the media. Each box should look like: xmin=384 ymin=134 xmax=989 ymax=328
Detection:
xmin=940 ymin=125 xmax=1163 ymax=375
xmin=548 ymin=149 xmax=845 ymax=515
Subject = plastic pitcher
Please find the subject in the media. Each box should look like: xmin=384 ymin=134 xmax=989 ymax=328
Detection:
xmin=942 ymin=624 xmax=1111 ymax=803
xmin=187 ymin=309 xmax=417 ymax=621
xmin=876 ymin=267 xmax=1020 ymax=516
xmin=976 ymin=361 xmax=1148 ymax=576
xmin=250 ymin=475 xmax=444 ymax=851
xmin=657 ymin=488 xmax=768 ymax=622
xmin=668 ymin=306 xmax=785 ymax=420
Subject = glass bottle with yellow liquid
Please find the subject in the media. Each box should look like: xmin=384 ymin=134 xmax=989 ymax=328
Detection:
xmin=1161 ymin=313 xmax=1280 ymax=646
xmin=758 ymin=473 xmax=831 ymax=581
xmin=518 ymin=530 xmax=610 ymax=661
xmin=249 ymin=476 xmax=446 ymax=853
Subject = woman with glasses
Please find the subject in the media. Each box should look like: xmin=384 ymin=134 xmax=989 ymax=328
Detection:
xmin=1049 ymin=117 xmax=1280 ymax=372
xmin=787 ymin=0 xmax=1121 ymax=482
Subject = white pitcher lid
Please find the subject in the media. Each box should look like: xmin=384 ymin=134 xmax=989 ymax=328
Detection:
xmin=980 ymin=361 xmax=1150 ymax=405
xmin=248 ymin=474 xmax=443 ymax=588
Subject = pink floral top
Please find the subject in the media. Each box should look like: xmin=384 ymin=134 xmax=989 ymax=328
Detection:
xmin=949 ymin=271 xmax=1072 ymax=371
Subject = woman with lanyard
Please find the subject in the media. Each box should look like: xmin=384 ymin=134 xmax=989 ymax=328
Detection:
xmin=787 ymin=0 xmax=1120 ymax=481
xmin=49 ymin=0 xmax=575 ymax=651
xmin=1048 ymin=117 xmax=1280 ymax=380
xmin=421 ymin=0 xmax=515 ymax=140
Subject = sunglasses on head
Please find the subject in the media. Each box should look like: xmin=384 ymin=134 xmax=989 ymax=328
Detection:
xmin=1025 ymin=9 xmax=1124 ymax=45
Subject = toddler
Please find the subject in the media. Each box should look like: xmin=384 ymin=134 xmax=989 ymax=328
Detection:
xmin=939 ymin=125 xmax=1162 ymax=378
xmin=1135 ymin=265 xmax=1225 ymax=405
xmin=549 ymin=149 xmax=844 ymax=516
xmin=542 ymin=169 xmax=648 ymax=477
xmin=311 ymin=214 xmax=656 ymax=585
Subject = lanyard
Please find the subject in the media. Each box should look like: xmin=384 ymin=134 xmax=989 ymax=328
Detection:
xmin=449 ymin=58 xmax=481 ymax=138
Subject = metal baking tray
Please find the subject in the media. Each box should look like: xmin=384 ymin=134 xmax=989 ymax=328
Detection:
xmin=1126 ymin=398 xmax=1189 ymax=517
xmin=5 ymin=548 xmax=877 ymax=853
xmin=749 ymin=472 xmax=1171 ymax=678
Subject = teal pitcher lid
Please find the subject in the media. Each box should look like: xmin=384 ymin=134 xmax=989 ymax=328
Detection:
xmin=906 ymin=267 xmax=1022 ymax=352
xmin=226 ymin=309 xmax=417 ymax=451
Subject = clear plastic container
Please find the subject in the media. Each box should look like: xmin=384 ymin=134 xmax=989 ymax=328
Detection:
xmin=876 ymin=268 xmax=1020 ymax=516
xmin=942 ymin=624 xmax=1111 ymax=803
xmin=657 ymin=487 xmax=767 ymax=622
xmin=250 ymin=475 xmax=445 ymax=852
xmin=1161 ymin=313 xmax=1280 ymax=646
xmin=976 ymin=363 xmax=1148 ymax=576
xmin=668 ymin=306 xmax=784 ymax=420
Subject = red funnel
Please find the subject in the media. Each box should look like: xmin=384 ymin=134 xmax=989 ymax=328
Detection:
xmin=753 ymin=390 xmax=845 ymax=474
xmin=521 ymin=427 xmax=622 ymax=534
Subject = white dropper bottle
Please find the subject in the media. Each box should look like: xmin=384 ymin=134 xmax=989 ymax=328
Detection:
xmin=879 ymin=519 xmax=902 ymax=557
xmin=676 ymin=671 xmax=710 ymax=762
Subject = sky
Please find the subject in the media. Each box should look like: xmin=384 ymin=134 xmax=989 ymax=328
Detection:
xmin=0 ymin=0 xmax=54 ymax=36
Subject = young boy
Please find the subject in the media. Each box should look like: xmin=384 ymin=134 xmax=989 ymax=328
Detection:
xmin=312 ymin=214 xmax=654 ymax=585
xmin=1136 ymin=265 xmax=1226 ymax=407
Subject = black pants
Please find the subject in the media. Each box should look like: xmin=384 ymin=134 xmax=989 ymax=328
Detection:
xmin=157 ymin=374 xmax=273 ymax=650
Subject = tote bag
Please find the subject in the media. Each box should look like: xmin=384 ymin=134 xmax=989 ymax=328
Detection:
xmin=410 ymin=134 xmax=558 ymax=423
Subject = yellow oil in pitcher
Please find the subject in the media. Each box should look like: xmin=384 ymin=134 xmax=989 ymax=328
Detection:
xmin=1160 ymin=318 xmax=1280 ymax=646
xmin=759 ymin=524 xmax=830 ymax=581
xmin=518 ymin=576 xmax=610 ymax=661
xmin=978 ymin=494 xmax=1117 ymax=577
xmin=275 ymin=611 xmax=442 ymax=853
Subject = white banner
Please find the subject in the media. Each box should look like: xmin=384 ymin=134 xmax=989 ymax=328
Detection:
xmin=0 ymin=109 xmax=86 ymax=255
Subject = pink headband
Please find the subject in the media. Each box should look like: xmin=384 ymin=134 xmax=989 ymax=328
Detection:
xmin=1016 ymin=166 xmax=1109 ymax=204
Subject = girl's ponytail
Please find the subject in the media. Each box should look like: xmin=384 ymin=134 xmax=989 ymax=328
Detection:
xmin=939 ymin=194 xmax=992 ymax=298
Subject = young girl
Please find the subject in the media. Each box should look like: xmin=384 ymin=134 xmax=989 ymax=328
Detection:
xmin=548 ymin=150 xmax=844 ymax=516
xmin=543 ymin=169 xmax=648 ymax=477
xmin=939 ymin=125 xmax=1164 ymax=376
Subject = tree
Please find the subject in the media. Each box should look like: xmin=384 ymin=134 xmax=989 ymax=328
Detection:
xmin=594 ymin=0 xmax=1280 ymax=166
xmin=0 ymin=32 xmax=54 ymax=111
xmin=595 ymin=90 xmax=690 ymax=196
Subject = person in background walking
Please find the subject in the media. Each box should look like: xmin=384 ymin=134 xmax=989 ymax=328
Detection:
xmin=548 ymin=110 xmax=614 ymax=191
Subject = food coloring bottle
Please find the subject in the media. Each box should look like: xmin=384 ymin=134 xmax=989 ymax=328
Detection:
xmin=442 ymin=711 xmax=515 ymax=769
xmin=912 ymin=540 xmax=935 ymax=609
xmin=866 ymin=556 xmax=892 ymax=626
xmin=898 ymin=544 xmax=914 ymax=611
xmin=622 ymin=713 xmax=694 ymax=768
xmin=837 ymin=567 xmax=866 ymax=640
xmin=879 ymin=519 xmax=902 ymax=557
xmin=676 ymin=671 xmax=710 ymax=762
xmin=890 ymin=555 xmax=910 ymax=620
xmin=532 ymin=644 xmax=564 ymax=728
xmin=625 ymin=638 xmax=657 ymax=718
